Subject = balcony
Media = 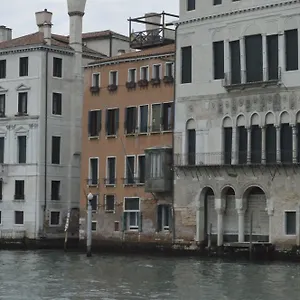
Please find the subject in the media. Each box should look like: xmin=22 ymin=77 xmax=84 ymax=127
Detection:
xmin=222 ymin=68 xmax=281 ymax=91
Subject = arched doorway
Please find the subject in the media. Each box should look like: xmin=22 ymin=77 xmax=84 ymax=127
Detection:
xmin=222 ymin=187 xmax=237 ymax=242
xmin=243 ymin=186 xmax=269 ymax=242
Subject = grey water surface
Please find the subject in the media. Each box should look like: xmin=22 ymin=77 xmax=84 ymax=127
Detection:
xmin=0 ymin=250 xmax=299 ymax=300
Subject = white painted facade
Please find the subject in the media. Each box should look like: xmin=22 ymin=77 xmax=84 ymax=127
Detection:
xmin=174 ymin=0 xmax=300 ymax=249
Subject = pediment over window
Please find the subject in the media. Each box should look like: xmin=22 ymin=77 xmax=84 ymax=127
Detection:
xmin=0 ymin=127 xmax=7 ymax=136
xmin=0 ymin=86 xmax=8 ymax=93
xmin=14 ymin=126 xmax=28 ymax=135
xmin=16 ymin=84 xmax=31 ymax=91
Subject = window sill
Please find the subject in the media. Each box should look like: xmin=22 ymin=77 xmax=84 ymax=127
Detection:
xmin=49 ymin=224 xmax=61 ymax=227
xmin=162 ymin=130 xmax=172 ymax=134
xmin=151 ymin=131 xmax=161 ymax=134
xmin=13 ymin=198 xmax=25 ymax=202
xmin=88 ymin=136 xmax=100 ymax=140
xmin=138 ymin=132 xmax=148 ymax=135
xmin=87 ymin=184 xmax=98 ymax=187
xmin=125 ymin=133 xmax=136 ymax=137
xmin=124 ymin=183 xmax=136 ymax=187
xmin=53 ymin=76 xmax=62 ymax=79
xmin=15 ymin=113 xmax=28 ymax=117
xmin=285 ymin=234 xmax=297 ymax=236
xmin=106 ymin=135 xmax=117 ymax=139
xmin=136 ymin=183 xmax=145 ymax=186
xmin=105 ymin=210 xmax=115 ymax=213
xmin=51 ymin=114 xmax=62 ymax=117
xmin=14 ymin=224 xmax=24 ymax=226
xmin=105 ymin=184 xmax=116 ymax=188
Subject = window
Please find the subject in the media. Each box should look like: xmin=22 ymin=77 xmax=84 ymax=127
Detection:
xmin=105 ymin=194 xmax=115 ymax=212
xmin=137 ymin=155 xmax=145 ymax=184
xmin=187 ymin=129 xmax=196 ymax=165
xmin=53 ymin=57 xmax=62 ymax=78
xmin=52 ymin=93 xmax=62 ymax=115
xmin=238 ymin=126 xmax=247 ymax=164
xmin=0 ymin=211 xmax=1 ymax=224
xmin=90 ymin=194 xmax=98 ymax=211
xmin=51 ymin=136 xmax=61 ymax=164
xmin=123 ymin=197 xmax=141 ymax=231
xmin=181 ymin=46 xmax=192 ymax=84
xmin=224 ymin=127 xmax=232 ymax=165
xmin=19 ymin=57 xmax=28 ymax=77
xmin=51 ymin=181 xmax=60 ymax=200
xmin=152 ymin=64 xmax=161 ymax=79
xmin=0 ymin=137 xmax=4 ymax=163
xmin=0 ymin=181 xmax=2 ymax=201
xmin=266 ymin=124 xmax=276 ymax=164
xmin=162 ymin=102 xmax=173 ymax=131
xmin=139 ymin=105 xmax=148 ymax=133
xmin=92 ymin=73 xmax=100 ymax=87
xmin=14 ymin=180 xmax=25 ymax=200
xmin=92 ymin=221 xmax=97 ymax=231
xmin=17 ymin=136 xmax=26 ymax=164
xmin=125 ymin=107 xmax=137 ymax=134
xmin=128 ymin=69 xmax=136 ymax=82
xmin=230 ymin=40 xmax=241 ymax=84
xmin=18 ymin=92 xmax=27 ymax=115
xmin=251 ymin=125 xmax=262 ymax=163
xmin=106 ymin=157 xmax=116 ymax=185
xmin=0 ymin=94 xmax=5 ymax=116
xmin=165 ymin=62 xmax=174 ymax=78
xmin=0 ymin=60 xmax=6 ymax=79
xmin=267 ymin=35 xmax=279 ymax=80
xmin=285 ymin=29 xmax=298 ymax=71
xmin=213 ymin=41 xmax=224 ymax=79
xmin=151 ymin=104 xmax=161 ymax=132
xmin=187 ymin=0 xmax=195 ymax=11
xmin=140 ymin=66 xmax=149 ymax=80
xmin=213 ymin=0 xmax=222 ymax=5
xmin=157 ymin=205 xmax=171 ymax=231
xmin=109 ymin=71 xmax=118 ymax=85
xmin=89 ymin=158 xmax=99 ymax=185
xmin=285 ymin=211 xmax=296 ymax=235
xmin=15 ymin=211 xmax=24 ymax=225
xmin=150 ymin=153 xmax=162 ymax=178
xmin=88 ymin=110 xmax=102 ymax=137
xmin=125 ymin=156 xmax=135 ymax=184
xmin=280 ymin=123 xmax=292 ymax=163
xmin=105 ymin=108 xmax=119 ymax=136
xmin=50 ymin=211 xmax=60 ymax=226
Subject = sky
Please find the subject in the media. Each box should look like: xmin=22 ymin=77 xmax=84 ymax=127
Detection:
xmin=1 ymin=0 xmax=179 ymax=38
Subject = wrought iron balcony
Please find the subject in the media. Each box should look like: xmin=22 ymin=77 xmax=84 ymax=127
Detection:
xmin=122 ymin=177 xmax=145 ymax=185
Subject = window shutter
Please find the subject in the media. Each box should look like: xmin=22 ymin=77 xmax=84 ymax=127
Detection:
xmin=121 ymin=212 xmax=127 ymax=232
xmin=133 ymin=107 xmax=137 ymax=132
xmin=105 ymin=109 xmax=109 ymax=134
xmin=168 ymin=205 xmax=173 ymax=232
xmin=124 ymin=107 xmax=128 ymax=134
xmin=88 ymin=111 xmax=92 ymax=136
xmin=138 ymin=212 xmax=143 ymax=232
xmin=156 ymin=205 xmax=162 ymax=232
xmin=97 ymin=110 xmax=102 ymax=134
xmin=115 ymin=108 xmax=120 ymax=134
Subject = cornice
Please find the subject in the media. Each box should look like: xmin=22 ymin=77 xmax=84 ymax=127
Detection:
xmin=0 ymin=45 xmax=74 ymax=56
xmin=178 ymin=0 xmax=300 ymax=26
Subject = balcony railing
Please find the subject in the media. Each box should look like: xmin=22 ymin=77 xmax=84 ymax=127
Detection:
xmin=122 ymin=177 xmax=145 ymax=185
xmin=222 ymin=67 xmax=281 ymax=90
xmin=174 ymin=150 xmax=299 ymax=167
xmin=86 ymin=178 xmax=99 ymax=186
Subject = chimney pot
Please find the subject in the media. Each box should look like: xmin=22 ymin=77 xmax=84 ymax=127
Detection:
xmin=35 ymin=9 xmax=53 ymax=45
xmin=0 ymin=26 xmax=12 ymax=42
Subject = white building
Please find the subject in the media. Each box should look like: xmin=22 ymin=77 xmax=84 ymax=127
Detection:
xmin=0 ymin=0 xmax=129 ymax=240
xmin=174 ymin=0 xmax=300 ymax=249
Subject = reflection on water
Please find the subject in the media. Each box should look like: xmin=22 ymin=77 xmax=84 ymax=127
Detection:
xmin=0 ymin=251 xmax=299 ymax=300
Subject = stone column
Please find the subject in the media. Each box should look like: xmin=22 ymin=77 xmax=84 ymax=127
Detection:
xmin=278 ymin=32 xmax=284 ymax=76
xmin=266 ymin=199 xmax=274 ymax=243
xmin=215 ymin=198 xmax=225 ymax=246
xmin=276 ymin=125 xmax=281 ymax=163
xmin=196 ymin=200 xmax=205 ymax=243
xmin=261 ymin=126 xmax=266 ymax=164
xmin=231 ymin=127 xmax=237 ymax=164
xmin=262 ymin=34 xmax=268 ymax=81
xmin=292 ymin=125 xmax=297 ymax=163
xmin=224 ymin=39 xmax=230 ymax=83
xmin=240 ymin=37 xmax=246 ymax=83
xmin=247 ymin=127 xmax=251 ymax=164
xmin=236 ymin=198 xmax=246 ymax=242
xmin=196 ymin=130 xmax=203 ymax=165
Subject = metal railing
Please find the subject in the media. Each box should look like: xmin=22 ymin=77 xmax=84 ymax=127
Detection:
xmin=122 ymin=177 xmax=145 ymax=185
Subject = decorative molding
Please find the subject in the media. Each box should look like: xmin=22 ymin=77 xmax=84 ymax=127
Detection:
xmin=6 ymin=124 xmax=16 ymax=130
xmin=29 ymin=124 xmax=38 ymax=129
xmin=0 ymin=86 xmax=8 ymax=93
xmin=16 ymin=84 xmax=31 ymax=91
xmin=14 ymin=126 xmax=29 ymax=135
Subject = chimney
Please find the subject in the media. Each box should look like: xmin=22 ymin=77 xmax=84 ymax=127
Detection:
xmin=0 ymin=26 xmax=12 ymax=42
xmin=67 ymin=0 xmax=87 ymax=52
xmin=35 ymin=9 xmax=53 ymax=45
xmin=117 ymin=49 xmax=126 ymax=56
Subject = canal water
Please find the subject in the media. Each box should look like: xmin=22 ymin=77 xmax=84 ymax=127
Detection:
xmin=0 ymin=251 xmax=300 ymax=300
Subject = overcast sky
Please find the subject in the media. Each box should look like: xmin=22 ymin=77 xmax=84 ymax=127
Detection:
xmin=2 ymin=0 xmax=178 ymax=38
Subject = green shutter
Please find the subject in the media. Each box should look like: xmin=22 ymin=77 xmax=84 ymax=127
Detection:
xmin=138 ymin=212 xmax=143 ymax=232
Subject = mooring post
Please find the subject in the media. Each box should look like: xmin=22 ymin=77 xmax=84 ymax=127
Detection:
xmin=87 ymin=193 xmax=93 ymax=257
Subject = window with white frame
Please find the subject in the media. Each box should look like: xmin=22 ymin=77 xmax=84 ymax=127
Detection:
xmin=137 ymin=155 xmax=145 ymax=184
xmin=285 ymin=211 xmax=296 ymax=235
xmin=151 ymin=103 xmax=161 ymax=132
xmin=124 ymin=197 xmax=140 ymax=230
xmin=90 ymin=194 xmax=98 ymax=211
xmin=106 ymin=157 xmax=116 ymax=185
xmin=0 ymin=94 xmax=5 ymax=116
xmin=152 ymin=64 xmax=161 ymax=80
xmin=125 ymin=156 xmax=135 ymax=184
xmin=139 ymin=105 xmax=148 ymax=133
xmin=157 ymin=204 xmax=171 ymax=231
xmin=0 ymin=211 xmax=1 ymax=224
xmin=140 ymin=66 xmax=149 ymax=80
xmin=165 ymin=62 xmax=174 ymax=78
xmin=50 ymin=211 xmax=60 ymax=226
xmin=109 ymin=71 xmax=118 ymax=85
xmin=150 ymin=153 xmax=162 ymax=178
xmin=15 ymin=211 xmax=24 ymax=225
xmin=92 ymin=221 xmax=97 ymax=231
xmin=17 ymin=92 xmax=28 ymax=115
xmin=128 ymin=68 xmax=136 ymax=83
xmin=89 ymin=158 xmax=99 ymax=185
xmin=92 ymin=73 xmax=100 ymax=87
xmin=105 ymin=194 xmax=115 ymax=212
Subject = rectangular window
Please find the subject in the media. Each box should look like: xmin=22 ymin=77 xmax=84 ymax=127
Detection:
xmin=0 ymin=60 xmax=6 ymax=79
xmin=213 ymin=0 xmax=222 ymax=5
xmin=267 ymin=35 xmax=279 ymax=80
xmin=224 ymin=127 xmax=232 ymax=165
xmin=53 ymin=57 xmax=62 ymax=78
xmin=124 ymin=197 xmax=140 ymax=231
xmin=17 ymin=136 xmax=26 ymax=164
xmin=157 ymin=205 xmax=171 ymax=231
xmin=280 ymin=124 xmax=292 ymax=163
xmin=285 ymin=29 xmax=298 ymax=71
xmin=18 ymin=92 xmax=27 ymax=115
xmin=106 ymin=157 xmax=116 ymax=185
xmin=245 ymin=34 xmax=263 ymax=82
xmin=125 ymin=107 xmax=137 ymax=134
xmin=0 ymin=211 xmax=1 ymax=223
xmin=266 ymin=125 xmax=276 ymax=164
xmin=105 ymin=108 xmax=119 ymax=136
xmin=92 ymin=221 xmax=97 ymax=231
xmin=181 ymin=46 xmax=192 ymax=84
xmin=51 ymin=136 xmax=61 ymax=164
xmin=0 ymin=137 xmax=4 ymax=163
xmin=19 ymin=57 xmax=28 ymax=77
xmin=150 ymin=153 xmax=162 ymax=178
xmin=105 ymin=194 xmax=115 ymax=212
xmin=0 ymin=181 xmax=2 ymax=201
xmin=213 ymin=41 xmax=224 ymax=79
xmin=125 ymin=156 xmax=135 ymax=185
xmin=165 ymin=62 xmax=174 ymax=78
xmin=15 ymin=211 xmax=24 ymax=225
xmin=139 ymin=105 xmax=148 ymax=133
xmin=109 ymin=71 xmax=118 ymax=85
xmin=140 ymin=66 xmax=149 ymax=80
xmin=14 ymin=180 xmax=25 ymax=200
xmin=230 ymin=40 xmax=241 ymax=84
xmin=162 ymin=102 xmax=173 ymax=131
xmin=238 ymin=126 xmax=247 ymax=164
xmin=50 ymin=211 xmax=60 ymax=226
xmin=151 ymin=104 xmax=161 ymax=132
xmin=51 ymin=181 xmax=60 ymax=200
xmin=0 ymin=94 xmax=5 ymax=116
xmin=187 ymin=0 xmax=195 ymax=11
xmin=89 ymin=158 xmax=98 ymax=185
xmin=251 ymin=125 xmax=262 ymax=163
xmin=285 ymin=211 xmax=296 ymax=235
xmin=187 ymin=129 xmax=196 ymax=165
xmin=91 ymin=195 xmax=98 ymax=211
xmin=88 ymin=110 xmax=102 ymax=137
xmin=52 ymin=93 xmax=62 ymax=115
xmin=128 ymin=69 xmax=136 ymax=82
xmin=152 ymin=64 xmax=161 ymax=79
xmin=92 ymin=73 xmax=100 ymax=87
xmin=138 ymin=155 xmax=146 ymax=184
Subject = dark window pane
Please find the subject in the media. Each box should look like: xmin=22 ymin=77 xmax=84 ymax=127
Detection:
xmin=187 ymin=0 xmax=195 ymax=11
xmin=285 ymin=29 xmax=298 ymax=71
xmin=251 ymin=125 xmax=262 ymax=163
xmin=181 ymin=46 xmax=192 ymax=84
xmin=0 ymin=60 xmax=6 ymax=79
xmin=19 ymin=57 xmax=28 ymax=77
xmin=230 ymin=40 xmax=241 ymax=84
xmin=267 ymin=35 xmax=279 ymax=80
xmin=51 ymin=136 xmax=61 ymax=164
xmin=126 ymin=157 xmax=135 ymax=184
xmin=213 ymin=41 xmax=224 ymax=79
xmin=18 ymin=136 xmax=26 ymax=163
xmin=53 ymin=57 xmax=62 ymax=77
xmin=224 ymin=127 xmax=232 ymax=164
xmin=15 ymin=211 xmax=24 ymax=224
xmin=238 ymin=126 xmax=247 ymax=164
xmin=138 ymin=156 xmax=146 ymax=184
xmin=281 ymin=124 xmax=292 ymax=163
xmin=139 ymin=105 xmax=148 ymax=133
xmin=187 ymin=129 xmax=196 ymax=165
xmin=90 ymin=158 xmax=98 ymax=185
xmin=0 ymin=137 xmax=4 ymax=163
xmin=285 ymin=211 xmax=296 ymax=235
xmin=266 ymin=125 xmax=276 ymax=163
xmin=107 ymin=157 xmax=116 ymax=184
